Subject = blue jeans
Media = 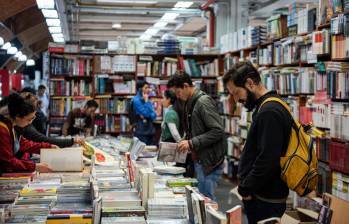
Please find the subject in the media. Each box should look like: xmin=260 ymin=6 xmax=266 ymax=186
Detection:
xmin=194 ymin=162 xmax=224 ymax=200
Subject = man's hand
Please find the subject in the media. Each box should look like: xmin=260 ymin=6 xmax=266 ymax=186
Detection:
xmin=74 ymin=137 xmax=85 ymax=145
xmin=51 ymin=144 xmax=60 ymax=149
xmin=36 ymin=163 xmax=52 ymax=173
xmin=178 ymin=140 xmax=190 ymax=153
xmin=242 ymin=195 xmax=253 ymax=201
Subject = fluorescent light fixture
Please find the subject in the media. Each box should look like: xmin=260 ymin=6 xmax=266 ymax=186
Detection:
xmin=36 ymin=0 xmax=55 ymax=9
xmin=46 ymin=18 xmax=61 ymax=27
xmin=1 ymin=42 xmax=11 ymax=50
xmin=7 ymin=47 xmax=18 ymax=54
xmin=97 ymin=0 xmax=157 ymax=4
xmin=154 ymin=21 xmax=168 ymax=28
xmin=174 ymin=1 xmax=193 ymax=8
xmin=53 ymin=37 xmax=65 ymax=43
xmin=41 ymin=9 xmax=58 ymax=18
xmin=112 ymin=23 xmax=122 ymax=29
xmin=26 ymin=59 xmax=35 ymax=66
xmin=160 ymin=12 xmax=179 ymax=21
xmin=145 ymin=28 xmax=160 ymax=35
xmin=14 ymin=51 xmax=22 ymax=58
xmin=18 ymin=54 xmax=27 ymax=62
xmin=140 ymin=34 xmax=152 ymax=40
xmin=49 ymin=26 xmax=62 ymax=34
xmin=0 ymin=37 xmax=4 ymax=46
xmin=52 ymin=33 xmax=64 ymax=39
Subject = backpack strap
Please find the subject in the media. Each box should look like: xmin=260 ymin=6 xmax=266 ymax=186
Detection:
xmin=258 ymin=97 xmax=291 ymax=114
xmin=187 ymin=92 xmax=205 ymax=139
xmin=0 ymin=121 xmax=10 ymax=134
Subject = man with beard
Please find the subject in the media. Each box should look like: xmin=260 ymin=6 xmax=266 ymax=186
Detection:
xmin=223 ymin=61 xmax=292 ymax=224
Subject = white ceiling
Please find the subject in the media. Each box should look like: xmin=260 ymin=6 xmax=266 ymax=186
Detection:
xmin=65 ymin=0 xmax=208 ymax=42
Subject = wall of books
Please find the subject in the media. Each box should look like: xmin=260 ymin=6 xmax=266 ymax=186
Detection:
xmin=48 ymin=50 xmax=224 ymax=137
xmin=220 ymin=0 xmax=349 ymax=202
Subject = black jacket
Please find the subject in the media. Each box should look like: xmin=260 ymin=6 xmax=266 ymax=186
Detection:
xmin=187 ymin=89 xmax=227 ymax=175
xmin=15 ymin=124 xmax=74 ymax=148
xmin=238 ymin=91 xmax=291 ymax=200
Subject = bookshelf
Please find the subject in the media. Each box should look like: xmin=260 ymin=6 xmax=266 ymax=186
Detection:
xmin=220 ymin=2 xmax=349 ymax=201
xmin=48 ymin=51 xmax=224 ymax=137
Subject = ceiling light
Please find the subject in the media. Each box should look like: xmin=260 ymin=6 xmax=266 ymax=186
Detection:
xmin=18 ymin=54 xmax=27 ymax=62
xmin=161 ymin=13 xmax=179 ymax=21
xmin=0 ymin=37 xmax=4 ymax=46
xmin=154 ymin=21 xmax=168 ymax=28
xmin=36 ymin=0 xmax=55 ymax=9
xmin=14 ymin=51 xmax=22 ymax=58
xmin=140 ymin=34 xmax=152 ymax=40
xmin=1 ymin=42 xmax=11 ymax=50
xmin=174 ymin=1 xmax=193 ymax=8
xmin=52 ymin=33 xmax=64 ymax=39
xmin=49 ymin=26 xmax=62 ymax=34
xmin=7 ymin=47 xmax=18 ymax=54
xmin=26 ymin=59 xmax=35 ymax=66
xmin=46 ymin=18 xmax=61 ymax=27
xmin=41 ymin=9 xmax=58 ymax=18
xmin=145 ymin=28 xmax=160 ymax=35
xmin=112 ymin=23 xmax=122 ymax=29
xmin=53 ymin=37 xmax=65 ymax=43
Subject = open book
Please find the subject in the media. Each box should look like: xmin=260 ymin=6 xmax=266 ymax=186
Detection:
xmin=158 ymin=142 xmax=187 ymax=164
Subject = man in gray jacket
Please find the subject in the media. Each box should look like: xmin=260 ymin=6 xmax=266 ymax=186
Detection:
xmin=170 ymin=72 xmax=227 ymax=200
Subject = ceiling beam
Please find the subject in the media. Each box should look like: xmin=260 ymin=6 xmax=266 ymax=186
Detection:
xmin=0 ymin=0 xmax=36 ymax=22
xmin=4 ymin=6 xmax=45 ymax=35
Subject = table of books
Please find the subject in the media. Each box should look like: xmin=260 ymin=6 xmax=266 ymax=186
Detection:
xmin=0 ymin=135 xmax=224 ymax=224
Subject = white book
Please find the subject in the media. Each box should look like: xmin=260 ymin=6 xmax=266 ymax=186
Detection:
xmin=40 ymin=147 xmax=83 ymax=172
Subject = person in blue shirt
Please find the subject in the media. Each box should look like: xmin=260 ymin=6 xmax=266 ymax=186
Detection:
xmin=132 ymin=81 xmax=157 ymax=145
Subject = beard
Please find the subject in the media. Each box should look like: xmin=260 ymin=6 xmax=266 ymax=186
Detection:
xmin=240 ymin=88 xmax=257 ymax=112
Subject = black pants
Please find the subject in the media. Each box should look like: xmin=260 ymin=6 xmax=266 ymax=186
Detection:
xmin=243 ymin=196 xmax=286 ymax=224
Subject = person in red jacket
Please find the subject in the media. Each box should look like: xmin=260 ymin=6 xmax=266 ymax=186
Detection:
xmin=0 ymin=93 xmax=55 ymax=173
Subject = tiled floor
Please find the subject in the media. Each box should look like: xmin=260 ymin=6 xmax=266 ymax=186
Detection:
xmin=215 ymin=177 xmax=248 ymax=223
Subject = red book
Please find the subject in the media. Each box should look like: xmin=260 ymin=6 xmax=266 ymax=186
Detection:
xmin=79 ymin=59 xmax=85 ymax=76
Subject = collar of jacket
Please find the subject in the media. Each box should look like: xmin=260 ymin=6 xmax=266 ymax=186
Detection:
xmin=186 ymin=88 xmax=203 ymax=110
xmin=254 ymin=90 xmax=278 ymax=111
xmin=0 ymin=106 xmax=9 ymax=118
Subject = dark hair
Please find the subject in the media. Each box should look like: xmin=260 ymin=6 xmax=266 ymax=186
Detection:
xmin=167 ymin=78 xmax=175 ymax=88
xmin=136 ymin=80 xmax=149 ymax=91
xmin=0 ymin=96 xmax=9 ymax=108
xmin=164 ymin=90 xmax=176 ymax=105
xmin=168 ymin=72 xmax=193 ymax=88
xmin=8 ymin=93 xmax=36 ymax=118
xmin=21 ymin=87 xmax=36 ymax=95
xmin=38 ymin=85 xmax=46 ymax=90
xmin=223 ymin=61 xmax=261 ymax=88
xmin=85 ymin=99 xmax=99 ymax=109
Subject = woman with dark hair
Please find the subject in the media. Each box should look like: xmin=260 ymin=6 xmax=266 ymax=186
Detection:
xmin=160 ymin=90 xmax=181 ymax=143
xmin=0 ymin=93 xmax=55 ymax=173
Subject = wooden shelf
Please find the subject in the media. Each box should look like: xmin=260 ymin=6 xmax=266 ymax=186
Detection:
xmin=96 ymin=112 xmax=129 ymax=115
xmin=95 ymin=93 xmax=136 ymax=97
xmin=331 ymin=58 xmax=349 ymax=62
xmin=279 ymin=93 xmax=314 ymax=97
xmin=50 ymin=75 xmax=93 ymax=79
xmin=331 ymin=98 xmax=349 ymax=102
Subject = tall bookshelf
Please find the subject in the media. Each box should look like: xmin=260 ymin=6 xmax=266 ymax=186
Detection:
xmin=48 ymin=51 xmax=224 ymax=138
xmin=220 ymin=2 xmax=349 ymax=202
